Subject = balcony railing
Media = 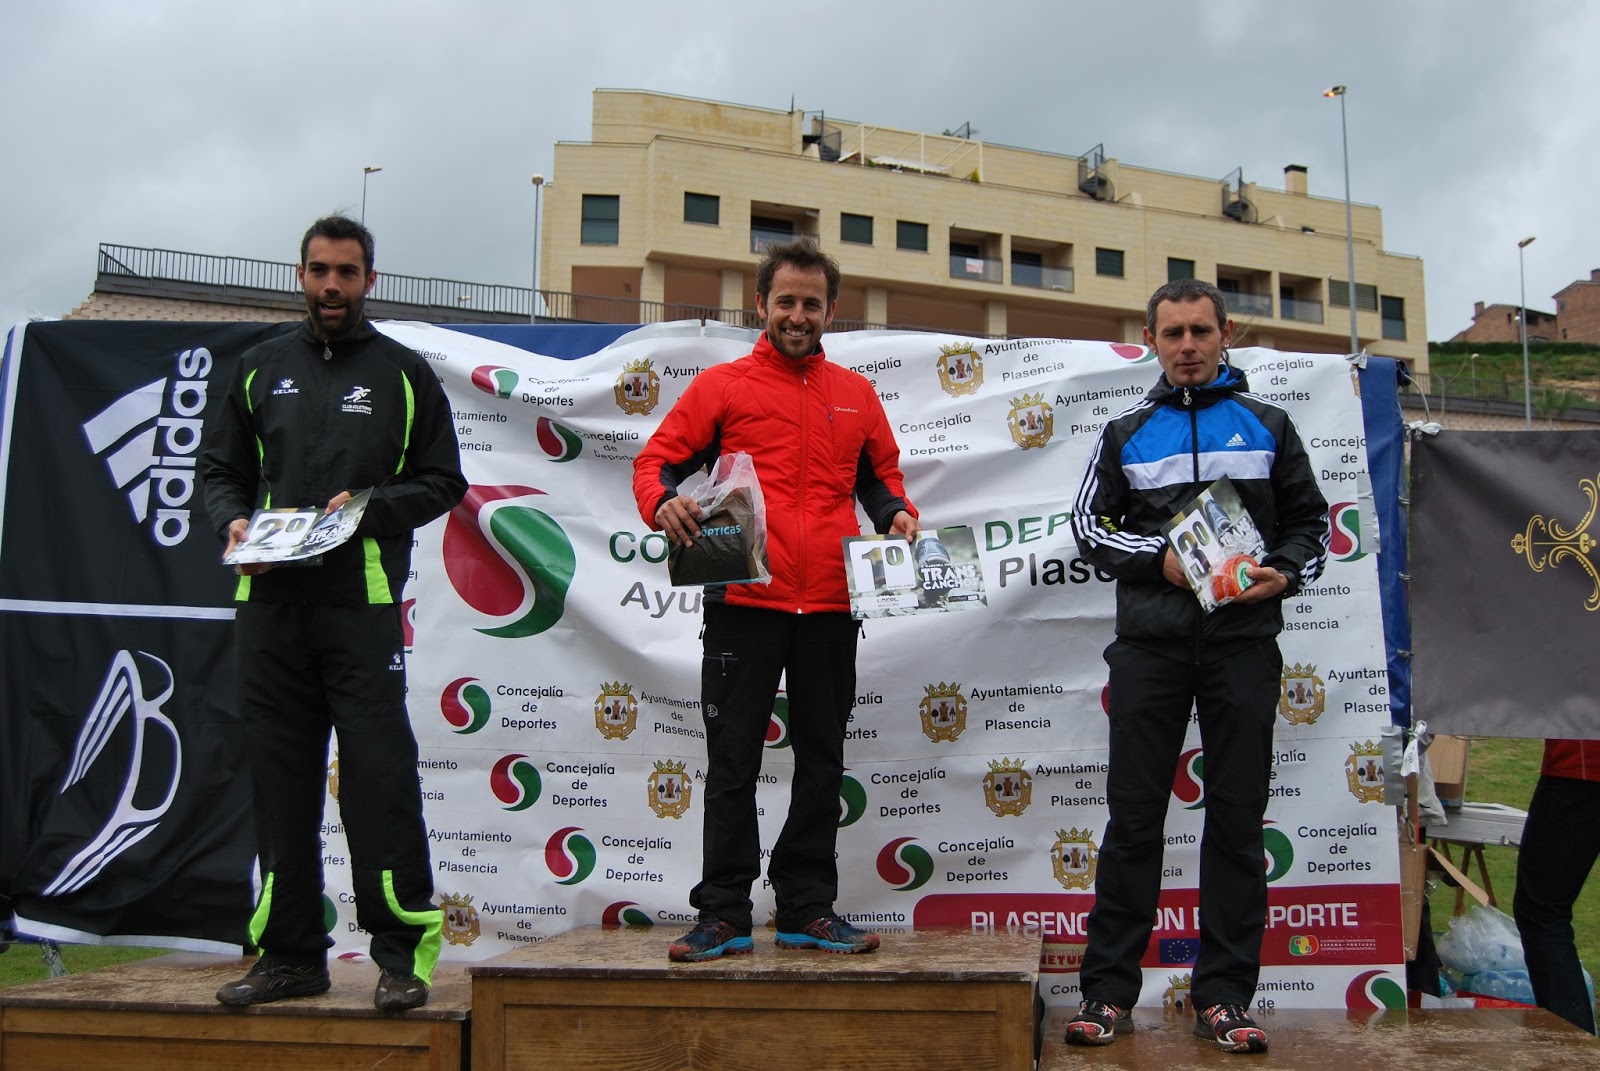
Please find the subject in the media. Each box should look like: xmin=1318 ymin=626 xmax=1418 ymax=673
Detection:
xmin=749 ymin=227 xmax=797 ymax=254
xmin=1281 ymin=296 xmax=1324 ymax=324
xmin=949 ymin=254 xmax=1002 ymax=283
xmin=1225 ymin=291 xmax=1273 ymax=318
xmin=1012 ymin=264 xmax=1074 ymax=293
xmin=1405 ymin=370 xmax=1600 ymax=420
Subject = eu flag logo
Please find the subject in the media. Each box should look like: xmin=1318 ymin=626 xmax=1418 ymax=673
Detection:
xmin=1159 ymin=938 xmax=1199 ymax=965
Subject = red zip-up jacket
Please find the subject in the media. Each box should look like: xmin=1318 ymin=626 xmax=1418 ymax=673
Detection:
xmin=1542 ymin=740 xmax=1600 ymax=782
xmin=632 ymin=334 xmax=916 ymax=613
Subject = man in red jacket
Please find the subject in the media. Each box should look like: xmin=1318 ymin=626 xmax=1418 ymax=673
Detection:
xmin=633 ymin=240 xmax=918 ymax=962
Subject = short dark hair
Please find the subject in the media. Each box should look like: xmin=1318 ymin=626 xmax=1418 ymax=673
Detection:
xmin=755 ymin=239 xmax=841 ymax=306
xmin=300 ymin=215 xmax=376 ymax=274
xmin=1145 ymin=278 xmax=1228 ymax=333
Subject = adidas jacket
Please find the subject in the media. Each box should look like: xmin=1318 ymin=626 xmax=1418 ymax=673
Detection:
xmin=632 ymin=333 xmax=916 ymax=614
xmin=1071 ymin=364 xmax=1329 ymax=658
xmin=200 ymin=319 xmax=466 ymax=605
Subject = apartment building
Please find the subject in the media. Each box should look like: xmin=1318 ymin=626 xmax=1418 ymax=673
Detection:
xmin=543 ymin=89 xmax=1427 ymax=368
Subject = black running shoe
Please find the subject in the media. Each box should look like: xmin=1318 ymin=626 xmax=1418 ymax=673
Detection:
xmin=1063 ymin=999 xmax=1130 ymax=1046
xmin=215 ymin=956 xmax=330 ymax=1006
xmin=774 ymin=914 xmax=881 ymax=954
xmin=1194 ymin=1003 xmax=1269 ymax=1053
xmin=374 ymin=967 xmax=429 ymax=1010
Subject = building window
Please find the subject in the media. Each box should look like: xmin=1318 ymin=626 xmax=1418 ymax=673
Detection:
xmin=841 ymin=213 xmax=873 ymax=245
xmin=684 ymin=192 xmax=720 ymax=226
xmin=1329 ymin=279 xmax=1378 ymax=311
xmin=1381 ymin=295 xmax=1406 ymax=340
xmin=1168 ymin=258 xmax=1195 ymax=282
xmin=1096 ymin=248 xmax=1125 ymax=278
xmin=897 ymin=220 xmax=929 ymax=252
xmin=581 ymin=194 xmax=620 ymax=245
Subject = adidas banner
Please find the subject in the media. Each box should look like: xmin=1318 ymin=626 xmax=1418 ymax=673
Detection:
xmin=0 ymin=319 xmax=1404 ymax=1010
xmin=1411 ymin=429 xmax=1600 ymax=737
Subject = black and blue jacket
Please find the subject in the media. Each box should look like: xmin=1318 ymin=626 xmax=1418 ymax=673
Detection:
xmin=1071 ymin=363 xmax=1329 ymax=659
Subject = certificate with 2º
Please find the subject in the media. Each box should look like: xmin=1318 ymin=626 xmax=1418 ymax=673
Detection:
xmin=222 ymin=488 xmax=372 ymax=567
xmin=842 ymin=525 xmax=988 ymax=619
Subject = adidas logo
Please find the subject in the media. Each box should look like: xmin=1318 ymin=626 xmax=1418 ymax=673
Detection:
xmin=80 ymin=347 xmax=214 ymax=547
xmin=1226 ymin=433 xmax=1247 ymax=448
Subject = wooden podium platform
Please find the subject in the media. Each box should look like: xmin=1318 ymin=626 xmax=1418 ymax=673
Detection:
xmin=0 ymin=953 xmax=471 ymax=1071
xmin=468 ymin=925 xmax=1041 ymax=1071
xmin=1037 ymin=1005 xmax=1597 ymax=1069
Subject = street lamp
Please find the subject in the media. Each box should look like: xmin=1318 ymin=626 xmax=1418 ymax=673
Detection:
xmin=530 ymin=173 xmax=545 ymax=323
xmin=361 ymin=166 xmax=383 ymax=225
xmin=1323 ymin=86 xmax=1358 ymax=356
xmin=1519 ymin=236 xmax=1536 ymax=429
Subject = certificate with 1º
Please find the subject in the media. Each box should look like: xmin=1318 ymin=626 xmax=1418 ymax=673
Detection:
xmin=223 ymin=488 xmax=372 ymax=567
xmin=842 ymin=525 xmax=987 ymax=618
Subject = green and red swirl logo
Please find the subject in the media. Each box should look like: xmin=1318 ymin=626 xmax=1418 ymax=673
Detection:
xmin=838 ymin=772 xmax=867 ymax=827
xmin=471 ymin=365 xmax=520 ymax=398
xmin=1345 ymin=970 xmax=1406 ymax=1010
xmin=402 ymin=597 xmax=416 ymax=652
xmin=876 ymin=837 xmax=934 ymax=891
xmin=442 ymin=676 xmax=492 ymax=734
xmin=536 ymin=416 xmax=583 ymax=462
xmin=490 ymin=754 xmax=541 ymax=811
xmin=1328 ymin=501 xmax=1366 ymax=561
xmin=1263 ymin=820 xmax=1294 ymax=882
xmin=321 ymin=894 xmax=338 ymax=934
xmin=444 ymin=485 xmax=576 ymax=638
xmin=601 ymin=901 xmax=653 ymax=926
xmin=1111 ymin=343 xmax=1154 ymax=363
xmin=764 ymin=694 xmax=792 ymax=750
xmin=1171 ymin=748 xmax=1205 ymax=810
xmin=545 ymin=826 xmax=597 ymax=886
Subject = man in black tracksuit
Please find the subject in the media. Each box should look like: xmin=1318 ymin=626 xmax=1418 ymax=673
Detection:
xmin=1066 ymin=279 xmax=1328 ymax=1054
xmin=200 ymin=216 xmax=466 ymax=1011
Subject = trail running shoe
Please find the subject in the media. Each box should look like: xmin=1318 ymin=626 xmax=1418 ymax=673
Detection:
xmin=215 ymin=956 xmax=330 ymax=1006
xmin=374 ymin=967 xmax=429 ymax=1010
xmin=668 ymin=916 xmax=754 ymax=962
xmin=774 ymin=914 xmax=880 ymax=954
xmin=1063 ymin=999 xmax=1130 ymax=1046
xmin=1194 ymin=1003 xmax=1269 ymax=1053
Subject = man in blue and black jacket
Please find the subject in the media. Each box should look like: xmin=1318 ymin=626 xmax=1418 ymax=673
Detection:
xmin=1065 ymin=279 xmax=1329 ymax=1055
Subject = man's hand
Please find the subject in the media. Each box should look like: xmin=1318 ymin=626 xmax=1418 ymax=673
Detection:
xmin=1162 ymin=548 xmax=1189 ymax=588
xmin=224 ymin=517 xmax=272 ymax=576
xmin=1229 ymin=564 xmax=1289 ymax=604
xmin=889 ymin=510 xmax=920 ymax=542
xmin=655 ymin=494 xmax=704 ymax=547
xmin=326 ymin=490 xmax=353 ymax=512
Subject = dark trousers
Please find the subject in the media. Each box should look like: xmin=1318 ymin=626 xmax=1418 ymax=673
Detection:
xmin=1080 ymin=638 xmax=1281 ymax=1009
xmin=234 ymin=602 xmax=442 ymax=983
xmin=693 ymin=602 xmax=858 ymax=931
xmin=1514 ymin=773 xmax=1600 ymax=1034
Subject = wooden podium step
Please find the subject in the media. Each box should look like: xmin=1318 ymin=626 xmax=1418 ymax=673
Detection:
xmin=0 ymin=952 xmax=470 ymax=1071
xmin=1038 ymin=1005 xmax=1597 ymax=1069
xmin=469 ymin=925 xmax=1041 ymax=1071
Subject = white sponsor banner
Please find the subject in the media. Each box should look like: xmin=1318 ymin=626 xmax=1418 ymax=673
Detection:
xmin=314 ymin=324 xmax=1403 ymax=1010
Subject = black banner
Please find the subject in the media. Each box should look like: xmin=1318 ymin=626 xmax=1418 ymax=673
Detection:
xmin=1411 ymin=430 xmax=1600 ymax=737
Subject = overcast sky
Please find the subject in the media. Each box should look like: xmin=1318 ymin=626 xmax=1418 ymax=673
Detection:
xmin=3 ymin=0 xmax=1596 ymax=342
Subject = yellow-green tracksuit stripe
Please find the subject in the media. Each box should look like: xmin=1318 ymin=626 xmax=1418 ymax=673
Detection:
xmin=235 ymin=367 xmax=265 ymax=602
xmin=361 ymin=371 xmax=416 ymax=605
xmin=382 ymin=869 xmax=442 ymax=984
xmin=247 ymin=872 xmax=274 ymax=949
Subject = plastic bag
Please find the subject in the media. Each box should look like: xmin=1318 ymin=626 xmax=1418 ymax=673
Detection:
xmin=1435 ymin=904 xmax=1526 ymax=974
xmin=667 ymin=452 xmax=770 ymax=587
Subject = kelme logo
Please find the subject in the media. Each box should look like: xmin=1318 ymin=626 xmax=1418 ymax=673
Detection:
xmin=1171 ymin=747 xmax=1205 ymax=810
xmin=1345 ymin=970 xmax=1406 ymax=1011
xmin=1328 ymin=501 xmax=1366 ymax=561
xmin=764 ymin=694 xmax=792 ymax=750
xmin=536 ymin=416 xmax=583 ymax=462
xmin=471 ymin=365 xmax=519 ymax=398
xmin=1263 ymin=821 xmax=1294 ymax=882
xmin=545 ymin=826 xmax=597 ymax=886
xmin=442 ymin=677 xmax=492 ymax=734
xmin=601 ymin=901 xmax=654 ymax=927
xmin=490 ymin=754 xmax=541 ymax=811
xmin=444 ymin=485 xmax=576 ymax=638
xmin=1110 ymin=342 xmax=1154 ymax=363
xmin=838 ymin=772 xmax=867 ymax=827
xmin=876 ymin=837 xmax=934 ymax=891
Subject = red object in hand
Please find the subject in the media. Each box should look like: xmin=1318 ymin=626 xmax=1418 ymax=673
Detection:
xmin=1210 ymin=555 xmax=1258 ymax=603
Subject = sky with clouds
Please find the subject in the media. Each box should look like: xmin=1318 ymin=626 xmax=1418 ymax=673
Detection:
xmin=3 ymin=0 xmax=1596 ymax=341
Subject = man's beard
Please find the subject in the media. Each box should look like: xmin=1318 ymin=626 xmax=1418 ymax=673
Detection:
xmin=306 ymin=292 xmax=366 ymax=340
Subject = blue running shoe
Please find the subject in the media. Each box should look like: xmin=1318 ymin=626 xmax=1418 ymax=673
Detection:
xmin=775 ymin=914 xmax=880 ymax=954
xmin=668 ymin=916 xmax=753 ymax=962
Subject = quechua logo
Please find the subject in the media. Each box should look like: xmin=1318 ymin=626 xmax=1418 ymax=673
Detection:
xmin=1171 ymin=748 xmax=1205 ymax=810
xmin=471 ymin=365 xmax=519 ymax=398
xmin=444 ymin=485 xmax=576 ymax=638
xmin=489 ymin=754 xmax=541 ymax=811
xmin=545 ymin=826 xmax=597 ymax=885
xmin=1328 ymin=501 xmax=1366 ymax=561
xmin=876 ymin=836 xmax=933 ymax=891
xmin=536 ymin=416 xmax=583 ymax=462
xmin=601 ymin=901 xmax=653 ymax=926
xmin=442 ymin=677 xmax=492 ymax=734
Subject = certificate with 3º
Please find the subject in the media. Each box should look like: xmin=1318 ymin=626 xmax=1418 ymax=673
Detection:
xmin=223 ymin=488 xmax=372 ymax=567
xmin=842 ymin=525 xmax=988 ymax=618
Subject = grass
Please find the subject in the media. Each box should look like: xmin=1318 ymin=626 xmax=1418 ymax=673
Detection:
xmin=1426 ymin=736 xmax=1600 ymax=988
xmin=0 ymin=942 xmax=167 ymax=989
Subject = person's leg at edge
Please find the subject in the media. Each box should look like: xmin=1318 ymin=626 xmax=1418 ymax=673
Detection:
xmin=1515 ymin=772 xmax=1600 ymax=1035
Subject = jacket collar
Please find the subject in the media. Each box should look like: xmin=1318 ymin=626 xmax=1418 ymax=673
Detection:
xmin=297 ymin=317 xmax=377 ymax=350
xmin=751 ymin=331 xmax=827 ymax=374
xmin=1150 ymin=361 xmax=1247 ymax=408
